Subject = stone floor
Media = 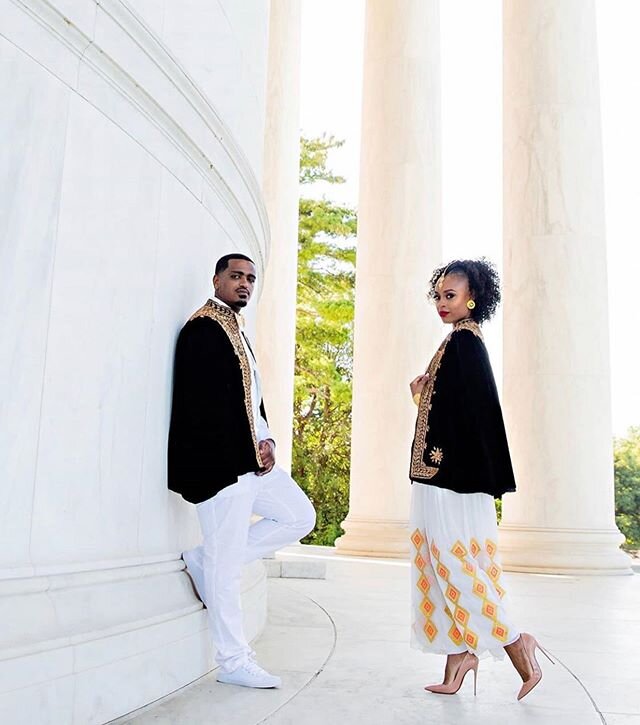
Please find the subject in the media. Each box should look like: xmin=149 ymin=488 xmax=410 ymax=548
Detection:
xmin=118 ymin=546 xmax=640 ymax=725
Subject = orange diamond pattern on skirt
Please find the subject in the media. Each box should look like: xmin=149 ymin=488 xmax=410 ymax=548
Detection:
xmin=411 ymin=529 xmax=425 ymax=550
xmin=470 ymin=538 xmax=481 ymax=558
xmin=454 ymin=606 xmax=470 ymax=628
xmin=485 ymin=539 xmax=498 ymax=559
xmin=461 ymin=560 xmax=476 ymax=577
xmin=412 ymin=528 xmax=437 ymax=646
xmin=485 ymin=539 xmax=504 ymax=588
xmin=429 ymin=540 xmax=485 ymax=649
xmin=445 ymin=583 xmax=461 ymax=605
xmin=448 ymin=623 xmax=464 ymax=646
xmin=424 ymin=619 xmax=438 ymax=642
xmin=464 ymin=629 xmax=479 ymax=649
xmin=417 ymin=573 xmax=430 ymax=595
xmin=470 ymin=541 xmax=508 ymax=642
xmin=420 ymin=597 xmax=436 ymax=617
xmin=451 ymin=540 xmax=468 ymax=559
xmin=488 ymin=563 xmax=502 ymax=582
xmin=492 ymin=622 xmax=509 ymax=642
xmin=448 ymin=537 xmax=510 ymax=646
xmin=482 ymin=600 xmax=498 ymax=620
xmin=472 ymin=579 xmax=487 ymax=598
xmin=410 ymin=486 xmax=516 ymax=656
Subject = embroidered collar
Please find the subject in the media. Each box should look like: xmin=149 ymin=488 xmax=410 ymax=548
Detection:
xmin=209 ymin=297 xmax=245 ymax=329
xmin=452 ymin=317 xmax=483 ymax=338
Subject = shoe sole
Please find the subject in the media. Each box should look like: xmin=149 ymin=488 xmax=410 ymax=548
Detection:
xmin=181 ymin=554 xmax=207 ymax=608
xmin=217 ymin=677 xmax=280 ymax=689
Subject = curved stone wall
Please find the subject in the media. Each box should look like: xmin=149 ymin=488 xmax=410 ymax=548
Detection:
xmin=0 ymin=1 xmax=270 ymax=721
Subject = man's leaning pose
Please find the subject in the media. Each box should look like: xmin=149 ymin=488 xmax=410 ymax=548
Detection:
xmin=168 ymin=253 xmax=316 ymax=689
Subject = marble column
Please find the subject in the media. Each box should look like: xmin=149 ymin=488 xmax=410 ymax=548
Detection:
xmin=256 ymin=0 xmax=302 ymax=471
xmin=0 ymin=2 xmax=272 ymax=722
xmin=335 ymin=0 xmax=443 ymax=557
xmin=500 ymin=0 xmax=631 ymax=574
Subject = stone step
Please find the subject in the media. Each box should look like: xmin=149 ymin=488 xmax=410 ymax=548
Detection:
xmin=264 ymin=558 xmax=326 ymax=579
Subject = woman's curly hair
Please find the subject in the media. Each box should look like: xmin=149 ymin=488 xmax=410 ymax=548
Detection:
xmin=428 ymin=257 xmax=501 ymax=324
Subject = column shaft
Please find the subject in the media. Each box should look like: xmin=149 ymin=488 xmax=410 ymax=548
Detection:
xmin=500 ymin=0 xmax=631 ymax=574
xmin=256 ymin=0 xmax=302 ymax=471
xmin=336 ymin=0 xmax=442 ymax=557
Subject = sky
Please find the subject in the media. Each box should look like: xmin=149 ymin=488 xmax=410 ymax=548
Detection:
xmin=299 ymin=0 xmax=639 ymax=437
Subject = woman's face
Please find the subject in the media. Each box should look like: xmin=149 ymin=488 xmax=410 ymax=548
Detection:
xmin=433 ymin=273 xmax=474 ymax=324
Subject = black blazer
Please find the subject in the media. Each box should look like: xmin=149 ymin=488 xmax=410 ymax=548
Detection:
xmin=167 ymin=300 xmax=267 ymax=504
xmin=410 ymin=319 xmax=516 ymax=499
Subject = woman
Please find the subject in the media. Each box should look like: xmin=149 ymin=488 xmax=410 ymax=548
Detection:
xmin=409 ymin=258 xmax=552 ymax=700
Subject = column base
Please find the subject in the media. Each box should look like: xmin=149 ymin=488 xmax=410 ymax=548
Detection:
xmin=498 ymin=525 xmax=633 ymax=575
xmin=0 ymin=557 xmax=267 ymax=723
xmin=334 ymin=517 xmax=409 ymax=558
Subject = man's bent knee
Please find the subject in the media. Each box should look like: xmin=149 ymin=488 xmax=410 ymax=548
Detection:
xmin=296 ymin=502 xmax=316 ymax=539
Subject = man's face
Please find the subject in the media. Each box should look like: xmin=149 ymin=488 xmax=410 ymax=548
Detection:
xmin=213 ymin=259 xmax=257 ymax=312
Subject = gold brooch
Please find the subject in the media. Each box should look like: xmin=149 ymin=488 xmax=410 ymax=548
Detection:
xmin=429 ymin=447 xmax=443 ymax=465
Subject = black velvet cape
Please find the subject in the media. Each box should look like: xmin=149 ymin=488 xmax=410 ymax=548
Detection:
xmin=410 ymin=319 xmax=516 ymax=499
xmin=167 ymin=300 xmax=266 ymax=504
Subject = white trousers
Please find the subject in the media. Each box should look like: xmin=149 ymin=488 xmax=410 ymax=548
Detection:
xmin=184 ymin=465 xmax=315 ymax=672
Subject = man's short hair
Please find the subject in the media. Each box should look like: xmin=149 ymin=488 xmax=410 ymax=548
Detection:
xmin=215 ymin=253 xmax=255 ymax=275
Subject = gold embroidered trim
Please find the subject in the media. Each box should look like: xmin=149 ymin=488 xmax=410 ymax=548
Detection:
xmin=455 ymin=317 xmax=484 ymax=340
xmin=189 ymin=299 xmax=263 ymax=467
xmin=410 ymin=318 xmax=483 ymax=479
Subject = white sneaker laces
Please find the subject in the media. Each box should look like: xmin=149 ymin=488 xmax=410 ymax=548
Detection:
xmin=242 ymin=660 xmax=268 ymax=677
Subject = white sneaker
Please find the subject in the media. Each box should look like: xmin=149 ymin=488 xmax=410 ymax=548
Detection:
xmin=181 ymin=551 xmax=206 ymax=607
xmin=217 ymin=660 xmax=282 ymax=689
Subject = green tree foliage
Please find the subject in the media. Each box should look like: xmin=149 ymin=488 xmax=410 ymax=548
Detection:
xmin=292 ymin=136 xmax=357 ymax=546
xmin=614 ymin=426 xmax=640 ymax=549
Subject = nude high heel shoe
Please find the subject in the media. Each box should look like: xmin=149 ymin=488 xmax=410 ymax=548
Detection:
xmin=517 ymin=633 xmax=555 ymax=701
xmin=425 ymin=653 xmax=479 ymax=696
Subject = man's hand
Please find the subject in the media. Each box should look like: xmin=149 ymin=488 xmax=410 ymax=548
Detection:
xmin=257 ymin=439 xmax=276 ymax=475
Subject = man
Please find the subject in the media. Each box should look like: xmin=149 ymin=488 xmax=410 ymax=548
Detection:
xmin=168 ymin=253 xmax=315 ymax=689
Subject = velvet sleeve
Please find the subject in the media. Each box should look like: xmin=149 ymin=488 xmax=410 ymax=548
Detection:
xmin=450 ymin=329 xmax=516 ymax=497
xmin=168 ymin=317 xmax=239 ymax=493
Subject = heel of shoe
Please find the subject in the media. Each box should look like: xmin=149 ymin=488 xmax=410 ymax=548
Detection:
xmin=537 ymin=645 xmax=555 ymax=665
xmin=515 ymin=633 xmax=549 ymax=701
xmin=472 ymin=664 xmax=478 ymax=696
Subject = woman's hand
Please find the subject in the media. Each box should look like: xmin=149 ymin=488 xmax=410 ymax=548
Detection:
xmin=410 ymin=373 xmax=430 ymax=398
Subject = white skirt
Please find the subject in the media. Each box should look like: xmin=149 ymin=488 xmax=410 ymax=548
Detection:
xmin=410 ymin=483 xmax=519 ymax=658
